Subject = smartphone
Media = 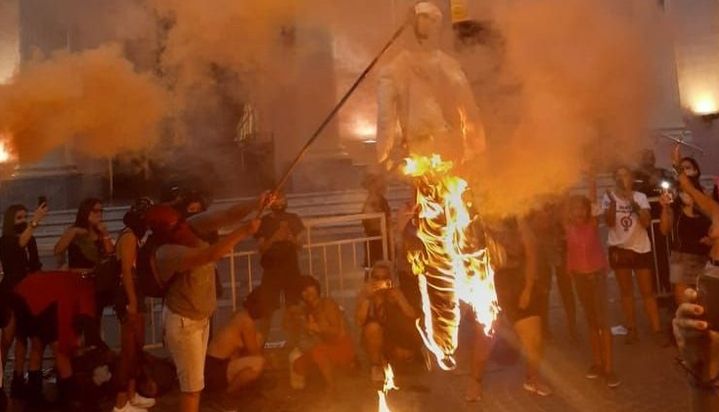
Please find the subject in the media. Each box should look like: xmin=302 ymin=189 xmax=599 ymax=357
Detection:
xmin=373 ymin=279 xmax=393 ymax=291
xmin=37 ymin=196 xmax=47 ymax=207
xmin=697 ymin=271 xmax=719 ymax=331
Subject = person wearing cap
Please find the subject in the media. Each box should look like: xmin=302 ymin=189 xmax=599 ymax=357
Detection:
xmin=376 ymin=1 xmax=486 ymax=170
xmin=144 ymin=194 xmax=269 ymax=412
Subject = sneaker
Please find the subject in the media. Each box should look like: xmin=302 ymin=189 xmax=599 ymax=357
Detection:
xmin=371 ymin=365 xmax=385 ymax=383
xmin=113 ymin=402 xmax=147 ymax=412
xmin=605 ymin=372 xmax=622 ymax=388
xmin=131 ymin=393 xmax=156 ymax=409
xmin=624 ymin=328 xmax=639 ymax=345
xmin=585 ymin=365 xmax=602 ymax=380
xmin=523 ymin=380 xmax=553 ymax=397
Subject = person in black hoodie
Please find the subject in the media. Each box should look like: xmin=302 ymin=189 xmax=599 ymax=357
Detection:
xmin=0 ymin=202 xmax=47 ymax=399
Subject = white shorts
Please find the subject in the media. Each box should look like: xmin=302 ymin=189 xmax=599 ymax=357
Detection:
xmin=163 ymin=308 xmax=210 ymax=393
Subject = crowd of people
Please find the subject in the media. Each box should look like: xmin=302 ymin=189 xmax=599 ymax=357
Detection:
xmin=0 ymin=144 xmax=717 ymax=411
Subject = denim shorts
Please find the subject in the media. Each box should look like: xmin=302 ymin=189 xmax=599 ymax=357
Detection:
xmin=669 ymin=251 xmax=707 ymax=286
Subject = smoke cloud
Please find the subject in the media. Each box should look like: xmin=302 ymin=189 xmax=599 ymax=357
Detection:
xmin=0 ymin=0 xmax=672 ymax=205
xmin=461 ymin=0 xmax=666 ymax=216
xmin=0 ymin=44 xmax=169 ymax=163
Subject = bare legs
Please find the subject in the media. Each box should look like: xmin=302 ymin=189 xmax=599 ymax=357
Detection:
xmin=616 ymin=268 xmax=660 ymax=334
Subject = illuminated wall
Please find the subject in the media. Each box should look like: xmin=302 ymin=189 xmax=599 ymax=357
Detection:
xmin=0 ymin=0 xmax=19 ymax=84
xmin=666 ymin=0 xmax=719 ymax=115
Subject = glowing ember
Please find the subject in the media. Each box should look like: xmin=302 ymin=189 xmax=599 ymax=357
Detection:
xmin=404 ymin=154 xmax=499 ymax=370
xmin=0 ymin=136 xmax=14 ymax=164
xmin=377 ymin=364 xmax=398 ymax=412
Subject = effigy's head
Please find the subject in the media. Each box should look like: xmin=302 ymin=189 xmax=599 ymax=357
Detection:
xmin=413 ymin=2 xmax=443 ymax=41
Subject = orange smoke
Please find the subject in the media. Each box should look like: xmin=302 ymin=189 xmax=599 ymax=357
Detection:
xmin=460 ymin=0 xmax=667 ymax=215
xmin=0 ymin=45 xmax=169 ymax=163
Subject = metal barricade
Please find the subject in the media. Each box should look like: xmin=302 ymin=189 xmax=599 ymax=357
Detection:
xmin=139 ymin=212 xmax=390 ymax=348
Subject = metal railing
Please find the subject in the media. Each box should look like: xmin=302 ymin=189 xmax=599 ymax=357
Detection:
xmin=139 ymin=212 xmax=389 ymax=348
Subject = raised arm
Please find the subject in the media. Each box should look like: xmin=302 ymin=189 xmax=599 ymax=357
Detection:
xmin=659 ymin=192 xmax=674 ymax=236
xmin=188 ymin=199 xmax=260 ymax=234
xmin=54 ymin=227 xmax=79 ymax=267
xmin=176 ymin=219 xmax=261 ymax=272
xmin=19 ymin=204 xmax=47 ymax=248
xmin=679 ymin=174 xmax=719 ymax=218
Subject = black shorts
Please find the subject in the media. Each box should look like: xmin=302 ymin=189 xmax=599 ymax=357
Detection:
xmin=13 ymin=296 xmax=58 ymax=344
xmin=608 ymin=247 xmax=653 ymax=271
xmin=204 ymin=355 xmax=229 ymax=393
xmin=494 ymin=267 xmax=541 ymax=324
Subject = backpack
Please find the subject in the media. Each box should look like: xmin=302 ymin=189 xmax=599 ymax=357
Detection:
xmin=136 ymin=236 xmax=175 ymax=298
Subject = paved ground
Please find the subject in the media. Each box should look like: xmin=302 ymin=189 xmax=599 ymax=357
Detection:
xmin=3 ymin=279 xmax=692 ymax=412
xmin=154 ymin=278 xmax=691 ymax=412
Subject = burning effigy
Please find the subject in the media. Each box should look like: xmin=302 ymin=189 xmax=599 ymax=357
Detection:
xmin=374 ymin=2 xmax=499 ymax=374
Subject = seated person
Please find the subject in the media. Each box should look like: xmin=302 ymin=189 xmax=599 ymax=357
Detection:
xmin=289 ymin=276 xmax=355 ymax=394
xmin=204 ymin=288 xmax=266 ymax=394
xmin=12 ymin=271 xmax=102 ymax=411
xmin=356 ymin=261 xmax=421 ymax=382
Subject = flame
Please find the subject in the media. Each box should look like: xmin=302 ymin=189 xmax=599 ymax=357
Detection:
xmin=0 ymin=134 xmax=15 ymax=164
xmin=404 ymin=154 xmax=499 ymax=370
xmin=377 ymin=364 xmax=398 ymax=412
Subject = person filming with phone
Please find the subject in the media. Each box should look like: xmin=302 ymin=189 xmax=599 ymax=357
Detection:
xmin=671 ymin=144 xmax=719 ymax=411
xmin=356 ymin=261 xmax=421 ymax=382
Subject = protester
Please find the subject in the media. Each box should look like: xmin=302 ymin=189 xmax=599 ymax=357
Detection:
xmin=180 ymin=190 xmax=208 ymax=218
xmin=673 ymin=289 xmax=719 ymax=411
xmin=113 ymin=198 xmax=155 ymax=412
xmin=146 ymin=195 xmax=264 ymax=412
xmin=54 ymin=198 xmax=115 ymax=318
xmin=564 ymin=175 xmax=619 ymax=387
xmin=466 ymin=216 xmax=551 ymax=401
xmin=204 ymin=288 xmax=266 ymax=396
xmin=634 ymin=149 xmax=674 ymax=206
xmin=255 ymin=192 xmax=305 ymax=338
xmin=12 ymin=271 xmax=102 ymax=411
xmin=356 ymin=261 xmax=420 ymax=382
xmin=671 ymin=146 xmax=719 ymax=412
xmin=659 ymin=156 xmax=711 ymax=305
xmin=529 ymin=200 xmax=577 ymax=341
xmin=603 ymin=166 xmax=663 ymax=345
xmin=361 ymin=174 xmax=392 ymax=268
xmin=290 ymin=275 xmax=355 ymax=395
xmin=393 ymin=202 xmax=422 ymax=311
xmin=634 ymin=148 xmax=673 ymax=294
xmin=0 ymin=202 xmax=47 ymax=399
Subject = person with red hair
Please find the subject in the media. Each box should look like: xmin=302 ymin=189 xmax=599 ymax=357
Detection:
xmin=144 ymin=194 xmax=268 ymax=412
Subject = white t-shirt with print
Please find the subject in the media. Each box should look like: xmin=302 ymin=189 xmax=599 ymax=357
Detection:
xmin=601 ymin=191 xmax=651 ymax=253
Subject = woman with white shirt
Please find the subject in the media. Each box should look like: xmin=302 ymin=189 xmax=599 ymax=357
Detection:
xmin=603 ymin=166 xmax=661 ymax=345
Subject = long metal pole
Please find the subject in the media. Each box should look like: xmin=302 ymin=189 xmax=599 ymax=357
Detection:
xmin=263 ymin=19 xmax=408 ymax=210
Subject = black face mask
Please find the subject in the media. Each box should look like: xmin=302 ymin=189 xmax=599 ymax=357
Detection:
xmin=14 ymin=222 xmax=27 ymax=234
